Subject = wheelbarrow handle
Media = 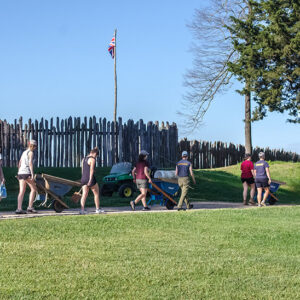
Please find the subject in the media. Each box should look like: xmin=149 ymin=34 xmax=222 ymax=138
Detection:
xmin=151 ymin=182 xmax=177 ymax=205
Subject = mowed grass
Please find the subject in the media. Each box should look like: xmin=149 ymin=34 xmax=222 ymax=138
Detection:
xmin=1 ymin=207 xmax=300 ymax=299
xmin=1 ymin=161 xmax=299 ymax=211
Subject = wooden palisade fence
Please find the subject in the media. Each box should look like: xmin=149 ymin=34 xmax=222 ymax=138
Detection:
xmin=0 ymin=117 xmax=299 ymax=168
xmin=0 ymin=117 xmax=178 ymax=168
xmin=178 ymin=139 xmax=300 ymax=169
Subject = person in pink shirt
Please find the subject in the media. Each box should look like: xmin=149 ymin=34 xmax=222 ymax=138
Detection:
xmin=240 ymin=153 xmax=255 ymax=205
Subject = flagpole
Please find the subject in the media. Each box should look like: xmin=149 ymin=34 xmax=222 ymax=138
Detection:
xmin=114 ymin=28 xmax=117 ymax=126
xmin=114 ymin=29 xmax=117 ymax=163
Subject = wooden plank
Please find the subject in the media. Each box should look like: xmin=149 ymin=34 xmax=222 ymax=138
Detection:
xmin=107 ymin=121 xmax=112 ymax=166
xmin=45 ymin=119 xmax=49 ymax=167
xmin=76 ymin=117 xmax=81 ymax=167
xmin=68 ymin=116 xmax=73 ymax=167
xmin=102 ymin=118 xmax=107 ymax=167
xmin=92 ymin=116 xmax=96 ymax=150
xmin=53 ymin=121 xmax=57 ymax=168
xmin=98 ymin=117 xmax=102 ymax=167
xmin=49 ymin=118 xmax=53 ymax=167
xmin=56 ymin=117 xmax=60 ymax=167
xmin=118 ymin=117 xmax=123 ymax=162
xmin=61 ymin=120 xmax=64 ymax=167
xmin=80 ymin=119 xmax=85 ymax=164
xmin=84 ymin=117 xmax=88 ymax=157
xmin=111 ymin=121 xmax=115 ymax=164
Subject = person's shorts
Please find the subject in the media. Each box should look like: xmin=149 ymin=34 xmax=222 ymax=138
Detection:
xmin=18 ymin=174 xmax=31 ymax=180
xmin=136 ymin=179 xmax=148 ymax=189
xmin=81 ymin=176 xmax=97 ymax=187
xmin=255 ymin=178 xmax=269 ymax=188
xmin=241 ymin=177 xmax=254 ymax=185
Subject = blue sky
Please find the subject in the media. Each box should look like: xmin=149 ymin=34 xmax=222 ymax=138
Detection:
xmin=0 ymin=0 xmax=299 ymax=153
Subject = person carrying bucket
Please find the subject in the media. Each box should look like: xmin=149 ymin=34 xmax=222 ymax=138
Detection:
xmin=175 ymin=151 xmax=196 ymax=211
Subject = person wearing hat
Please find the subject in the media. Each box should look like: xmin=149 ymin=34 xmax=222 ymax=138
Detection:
xmin=254 ymin=152 xmax=271 ymax=207
xmin=240 ymin=153 xmax=255 ymax=205
xmin=130 ymin=150 xmax=152 ymax=211
xmin=16 ymin=140 xmax=38 ymax=214
xmin=175 ymin=151 xmax=196 ymax=211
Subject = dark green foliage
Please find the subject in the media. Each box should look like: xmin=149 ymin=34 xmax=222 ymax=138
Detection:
xmin=227 ymin=0 xmax=300 ymax=122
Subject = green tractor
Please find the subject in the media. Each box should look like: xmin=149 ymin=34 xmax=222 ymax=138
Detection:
xmin=100 ymin=162 xmax=136 ymax=198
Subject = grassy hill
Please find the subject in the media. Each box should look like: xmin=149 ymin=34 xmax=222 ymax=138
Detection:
xmin=191 ymin=161 xmax=300 ymax=204
xmin=1 ymin=161 xmax=299 ymax=211
xmin=1 ymin=207 xmax=300 ymax=299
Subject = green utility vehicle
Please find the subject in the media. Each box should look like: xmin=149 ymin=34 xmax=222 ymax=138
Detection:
xmin=100 ymin=162 xmax=136 ymax=198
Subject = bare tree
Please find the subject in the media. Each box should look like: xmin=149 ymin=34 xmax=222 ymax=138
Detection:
xmin=183 ymin=0 xmax=253 ymax=153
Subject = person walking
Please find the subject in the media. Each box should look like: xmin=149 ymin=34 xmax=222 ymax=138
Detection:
xmin=240 ymin=153 xmax=255 ymax=205
xmin=130 ymin=150 xmax=152 ymax=211
xmin=16 ymin=140 xmax=38 ymax=214
xmin=80 ymin=147 xmax=103 ymax=214
xmin=175 ymin=151 xmax=196 ymax=211
xmin=254 ymin=152 xmax=271 ymax=207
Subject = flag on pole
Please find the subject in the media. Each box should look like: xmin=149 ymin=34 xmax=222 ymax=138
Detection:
xmin=108 ymin=36 xmax=115 ymax=58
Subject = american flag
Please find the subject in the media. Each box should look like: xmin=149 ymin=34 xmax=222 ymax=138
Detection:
xmin=108 ymin=36 xmax=115 ymax=58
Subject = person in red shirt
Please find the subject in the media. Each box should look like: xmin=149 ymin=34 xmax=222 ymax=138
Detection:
xmin=240 ymin=153 xmax=255 ymax=205
xmin=130 ymin=150 xmax=152 ymax=211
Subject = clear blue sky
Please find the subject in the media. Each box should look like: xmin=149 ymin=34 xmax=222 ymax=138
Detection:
xmin=0 ymin=0 xmax=299 ymax=153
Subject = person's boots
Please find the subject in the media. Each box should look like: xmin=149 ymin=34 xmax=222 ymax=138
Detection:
xmin=243 ymin=200 xmax=248 ymax=205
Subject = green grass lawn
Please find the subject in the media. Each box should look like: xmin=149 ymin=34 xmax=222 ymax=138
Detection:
xmin=1 ymin=207 xmax=300 ymax=299
xmin=1 ymin=161 xmax=299 ymax=211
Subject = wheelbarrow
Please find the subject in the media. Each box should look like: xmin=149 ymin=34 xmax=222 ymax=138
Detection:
xmin=255 ymin=179 xmax=286 ymax=205
xmin=147 ymin=178 xmax=179 ymax=210
xmin=34 ymin=173 xmax=82 ymax=212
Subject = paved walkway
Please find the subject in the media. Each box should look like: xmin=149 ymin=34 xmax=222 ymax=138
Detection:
xmin=0 ymin=201 xmax=283 ymax=220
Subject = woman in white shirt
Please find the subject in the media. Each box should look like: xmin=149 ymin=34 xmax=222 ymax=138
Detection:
xmin=16 ymin=140 xmax=38 ymax=214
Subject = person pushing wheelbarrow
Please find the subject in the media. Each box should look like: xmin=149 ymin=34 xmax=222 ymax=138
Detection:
xmin=175 ymin=151 xmax=196 ymax=211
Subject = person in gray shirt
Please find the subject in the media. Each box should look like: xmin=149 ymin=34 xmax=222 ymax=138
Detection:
xmin=254 ymin=152 xmax=271 ymax=207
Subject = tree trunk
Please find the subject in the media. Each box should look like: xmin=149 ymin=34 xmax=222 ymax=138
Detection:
xmin=244 ymin=84 xmax=252 ymax=154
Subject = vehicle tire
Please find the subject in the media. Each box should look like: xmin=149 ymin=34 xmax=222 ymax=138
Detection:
xmin=53 ymin=200 xmax=64 ymax=213
xmin=166 ymin=199 xmax=175 ymax=210
xmin=268 ymin=195 xmax=277 ymax=205
xmin=100 ymin=185 xmax=113 ymax=197
xmin=119 ymin=184 xmax=135 ymax=198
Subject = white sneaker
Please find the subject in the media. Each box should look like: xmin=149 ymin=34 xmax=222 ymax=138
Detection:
xmin=79 ymin=210 xmax=87 ymax=215
xmin=95 ymin=208 xmax=105 ymax=214
xmin=261 ymin=201 xmax=266 ymax=207
xmin=258 ymin=204 xmax=262 ymax=207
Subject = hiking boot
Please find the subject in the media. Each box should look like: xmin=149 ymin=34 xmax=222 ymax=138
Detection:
xmin=130 ymin=201 xmax=136 ymax=211
xmin=249 ymin=200 xmax=256 ymax=206
xmin=243 ymin=201 xmax=248 ymax=205
xmin=15 ymin=209 xmax=27 ymax=214
xmin=27 ymin=207 xmax=37 ymax=213
xmin=142 ymin=206 xmax=151 ymax=211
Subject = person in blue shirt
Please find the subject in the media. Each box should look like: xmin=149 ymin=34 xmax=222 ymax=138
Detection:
xmin=175 ymin=151 xmax=196 ymax=211
xmin=254 ymin=152 xmax=271 ymax=207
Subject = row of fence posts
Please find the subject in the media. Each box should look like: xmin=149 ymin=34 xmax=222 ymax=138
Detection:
xmin=178 ymin=139 xmax=300 ymax=169
xmin=0 ymin=117 xmax=299 ymax=169
xmin=0 ymin=117 xmax=178 ymax=168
